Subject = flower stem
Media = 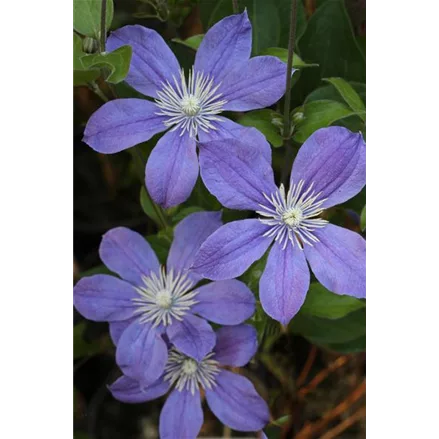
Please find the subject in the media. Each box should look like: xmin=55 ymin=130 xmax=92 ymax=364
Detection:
xmin=282 ymin=0 xmax=298 ymax=137
xmin=89 ymin=81 xmax=109 ymax=102
xmin=281 ymin=0 xmax=298 ymax=184
xmin=232 ymin=0 xmax=239 ymax=14
xmin=99 ymin=0 xmax=107 ymax=52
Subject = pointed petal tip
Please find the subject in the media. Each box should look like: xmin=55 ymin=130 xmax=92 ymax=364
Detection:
xmin=232 ymin=8 xmax=250 ymax=26
xmin=280 ymin=318 xmax=291 ymax=328
xmin=265 ymin=311 xmax=293 ymax=327
xmin=161 ymin=199 xmax=176 ymax=209
xmin=214 ymin=210 xmax=223 ymax=220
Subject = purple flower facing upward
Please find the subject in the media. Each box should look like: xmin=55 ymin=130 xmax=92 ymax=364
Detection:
xmin=74 ymin=212 xmax=256 ymax=386
xmin=83 ymin=11 xmax=289 ymax=208
xmin=110 ymin=324 xmax=270 ymax=439
xmin=191 ymin=127 xmax=366 ymax=325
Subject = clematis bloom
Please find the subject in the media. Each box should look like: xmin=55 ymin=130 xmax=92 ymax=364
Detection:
xmin=109 ymin=324 xmax=269 ymax=439
xmin=74 ymin=212 xmax=255 ymax=386
xmin=191 ymin=127 xmax=366 ymax=325
xmin=82 ymin=11 xmax=289 ymax=207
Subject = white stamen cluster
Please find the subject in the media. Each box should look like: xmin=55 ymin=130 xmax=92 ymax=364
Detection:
xmin=257 ymin=180 xmax=329 ymax=249
xmin=155 ymin=68 xmax=227 ymax=138
xmin=132 ymin=267 xmax=198 ymax=327
xmin=164 ymin=349 xmax=220 ymax=395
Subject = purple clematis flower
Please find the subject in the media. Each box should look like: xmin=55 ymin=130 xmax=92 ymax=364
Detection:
xmin=191 ymin=127 xmax=366 ymax=325
xmin=109 ymin=324 xmax=269 ymax=439
xmin=82 ymin=11 xmax=289 ymax=208
xmin=74 ymin=211 xmax=256 ymax=386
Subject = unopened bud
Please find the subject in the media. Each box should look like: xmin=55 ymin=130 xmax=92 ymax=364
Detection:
xmin=292 ymin=111 xmax=304 ymax=124
xmin=271 ymin=116 xmax=283 ymax=129
xmin=83 ymin=37 xmax=99 ymax=54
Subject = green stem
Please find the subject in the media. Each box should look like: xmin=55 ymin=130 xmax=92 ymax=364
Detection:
xmin=281 ymin=0 xmax=298 ymax=184
xmin=100 ymin=0 xmax=107 ymax=52
xmin=282 ymin=0 xmax=298 ymax=137
xmin=133 ymin=147 xmax=169 ymax=229
xmin=89 ymin=81 xmax=109 ymax=102
xmin=232 ymin=0 xmax=239 ymax=13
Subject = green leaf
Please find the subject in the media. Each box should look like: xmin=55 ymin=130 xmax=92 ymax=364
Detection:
xmin=290 ymin=309 xmax=366 ymax=345
xmin=200 ymin=0 xmax=232 ymax=29
xmin=276 ymin=0 xmax=307 ymax=46
xmin=146 ymin=235 xmax=170 ymax=264
xmin=80 ymin=45 xmax=132 ymax=84
xmin=73 ymin=0 xmax=114 ymax=38
xmin=246 ymin=0 xmax=280 ymax=54
xmin=73 ymin=34 xmax=100 ymax=86
xmin=140 ymin=186 xmax=161 ymax=226
xmin=293 ymin=100 xmax=357 ymax=143
xmin=74 ymin=322 xmax=108 ymax=359
xmin=306 ymin=82 xmax=366 ymax=105
xmin=360 ymin=205 xmax=366 ymax=231
xmin=272 ymin=415 xmax=291 ymax=426
xmin=298 ymin=0 xmax=365 ymax=82
xmin=172 ymin=206 xmax=205 ymax=224
xmin=238 ymin=110 xmax=283 ymax=147
xmin=259 ymin=48 xmax=319 ymax=69
xmin=157 ymin=226 xmax=174 ymax=243
xmin=300 ymin=283 xmax=365 ymax=320
xmin=322 ymin=335 xmax=366 ymax=354
xmin=73 ymin=34 xmax=85 ymax=70
xmin=172 ymin=34 xmax=204 ymax=50
xmin=324 ymin=77 xmax=365 ymax=120
xmin=74 ymin=69 xmax=101 ymax=86
xmin=304 ymin=84 xmax=366 ymax=134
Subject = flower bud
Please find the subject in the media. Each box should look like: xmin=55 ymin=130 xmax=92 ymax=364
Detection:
xmin=292 ymin=111 xmax=304 ymax=124
xmin=82 ymin=37 xmax=99 ymax=54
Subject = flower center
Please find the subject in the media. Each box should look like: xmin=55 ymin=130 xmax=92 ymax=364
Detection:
xmin=181 ymin=95 xmax=201 ymax=116
xmin=164 ymin=349 xmax=220 ymax=395
xmin=282 ymin=207 xmax=303 ymax=227
xmin=256 ymin=180 xmax=329 ymax=249
xmin=181 ymin=358 xmax=198 ymax=375
xmin=132 ymin=268 xmax=198 ymax=327
xmin=154 ymin=68 xmax=227 ymax=138
xmin=155 ymin=290 xmax=173 ymax=309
